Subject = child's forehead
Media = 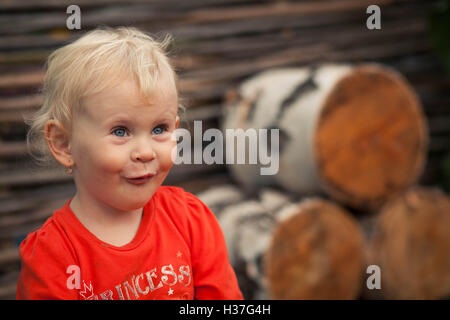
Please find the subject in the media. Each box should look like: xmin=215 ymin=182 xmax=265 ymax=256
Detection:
xmin=81 ymin=74 xmax=178 ymax=113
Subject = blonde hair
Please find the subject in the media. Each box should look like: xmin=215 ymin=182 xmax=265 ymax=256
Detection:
xmin=26 ymin=26 xmax=178 ymax=167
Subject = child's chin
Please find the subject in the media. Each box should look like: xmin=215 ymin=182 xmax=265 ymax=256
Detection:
xmin=118 ymin=195 xmax=156 ymax=211
xmin=108 ymin=185 xmax=160 ymax=211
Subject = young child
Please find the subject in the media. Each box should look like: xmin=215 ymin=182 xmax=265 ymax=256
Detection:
xmin=17 ymin=27 xmax=243 ymax=300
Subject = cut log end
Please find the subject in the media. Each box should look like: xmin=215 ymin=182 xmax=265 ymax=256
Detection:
xmin=264 ymin=198 xmax=365 ymax=300
xmin=315 ymin=64 xmax=428 ymax=210
xmin=367 ymin=186 xmax=450 ymax=300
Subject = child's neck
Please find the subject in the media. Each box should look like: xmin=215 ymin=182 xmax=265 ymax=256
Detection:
xmin=69 ymin=192 xmax=144 ymax=247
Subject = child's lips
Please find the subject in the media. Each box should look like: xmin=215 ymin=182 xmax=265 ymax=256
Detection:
xmin=125 ymin=173 xmax=156 ymax=185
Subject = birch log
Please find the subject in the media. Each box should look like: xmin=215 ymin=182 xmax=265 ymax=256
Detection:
xmin=222 ymin=63 xmax=428 ymax=210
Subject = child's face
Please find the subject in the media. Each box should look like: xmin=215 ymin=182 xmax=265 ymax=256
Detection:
xmin=69 ymin=74 xmax=179 ymax=212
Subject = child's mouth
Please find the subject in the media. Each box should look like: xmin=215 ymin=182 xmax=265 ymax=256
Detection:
xmin=126 ymin=174 xmax=155 ymax=185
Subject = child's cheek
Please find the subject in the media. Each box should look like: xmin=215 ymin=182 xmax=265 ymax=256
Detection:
xmin=107 ymin=151 xmax=129 ymax=173
xmin=158 ymin=140 xmax=177 ymax=170
xmin=93 ymin=144 xmax=128 ymax=174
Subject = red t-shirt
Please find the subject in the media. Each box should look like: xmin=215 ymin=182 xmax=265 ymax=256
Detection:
xmin=16 ymin=186 xmax=243 ymax=300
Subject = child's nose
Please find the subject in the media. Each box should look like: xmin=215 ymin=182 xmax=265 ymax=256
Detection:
xmin=131 ymin=140 xmax=156 ymax=162
xmin=132 ymin=149 xmax=156 ymax=162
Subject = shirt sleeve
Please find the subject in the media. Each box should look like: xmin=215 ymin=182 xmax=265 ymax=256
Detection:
xmin=185 ymin=192 xmax=243 ymax=300
xmin=16 ymin=225 xmax=79 ymax=300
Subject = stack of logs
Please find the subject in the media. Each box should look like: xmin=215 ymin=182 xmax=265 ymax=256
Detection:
xmin=197 ymin=61 xmax=450 ymax=300
xmin=198 ymin=184 xmax=450 ymax=300
xmin=1 ymin=0 xmax=449 ymax=299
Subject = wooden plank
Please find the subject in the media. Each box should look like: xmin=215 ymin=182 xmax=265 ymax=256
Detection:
xmin=0 ymin=94 xmax=42 ymax=111
xmin=0 ymin=142 xmax=28 ymax=158
xmin=0 ymin=199 xmax=65 ymax=230
xmin=0 ymin=32 xmax=76 ymax=51
xmin=0 ymin=17 xmax=433 ymax=89
xmin=428 ymin=117 xmax=450 ymax=135
xmin=0 ymin=0 xmax=432 ymax=39
xmin=0 ymin=220 xmax=46 ymax=241
xmin=0 ymin=248 xmax=19 ymax=267
xmin=178 ymin=0 xmax=394 ymax=25
xmin=429 ymin=136 xmax=450 ymax=153
xmin=0 ymin=282 xmax=16 ymax=300
xmin=0 ymin=183 xmax=75 ymax=215
xmin=159 ymin=2 xmax=432 ymax=41
xmin=180 ymin=39 xmax=431 ymax=88
xmin=0 ymin=0 xmax=255 ymax=11
xmin=0 ymin=109 xmax=34 ymax=122
xmin=0 ymin=1 xmax=377 ymax=34
xmin=0 ymin=5 xmax=181 ymax=35
xmin=0 ymin=70 xmax=44 ymax=89
xmin=0 ymin=166 xmax=71 ymax=187
xmin=176 ymin=19 xmax=426 ymax=58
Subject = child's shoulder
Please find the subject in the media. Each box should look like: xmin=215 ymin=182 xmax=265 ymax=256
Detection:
xmin=154 ymin=186 xmax=214 ymax=220
xmin=154 ymin=186 xmax=222 ymax=248
xmin=19 ymin=206 xmax=72 ymax=260
xmin=20 ymin=215 xmax=57 ymax=247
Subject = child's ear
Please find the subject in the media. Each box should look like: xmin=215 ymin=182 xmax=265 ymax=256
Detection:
xmin=175 ymin=115 xmax=180 ymax=129
xmin=45 ymin=120 xmax=74 ymax=168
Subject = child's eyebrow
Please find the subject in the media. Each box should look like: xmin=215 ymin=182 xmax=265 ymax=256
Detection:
xmin=103 ymin=114 xmax=132 ymax=125
xmin=103 ymin=113 xmax=176 ymax=127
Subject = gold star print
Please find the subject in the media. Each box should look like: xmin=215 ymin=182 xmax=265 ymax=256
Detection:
xmin=168 ymin=288 xmax=174 ymax=296
xmin=176 ymin=251 xmax=182 ymax=258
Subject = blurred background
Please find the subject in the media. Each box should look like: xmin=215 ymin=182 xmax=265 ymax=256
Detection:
xmin=0 ymin=0 xmax=449 ymax=300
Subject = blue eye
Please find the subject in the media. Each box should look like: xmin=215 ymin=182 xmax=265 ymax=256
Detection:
xmin=112 ymin=127 xmax=127 ymax=137
xmin=152 ymin=125 xmax=167 ymax=135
